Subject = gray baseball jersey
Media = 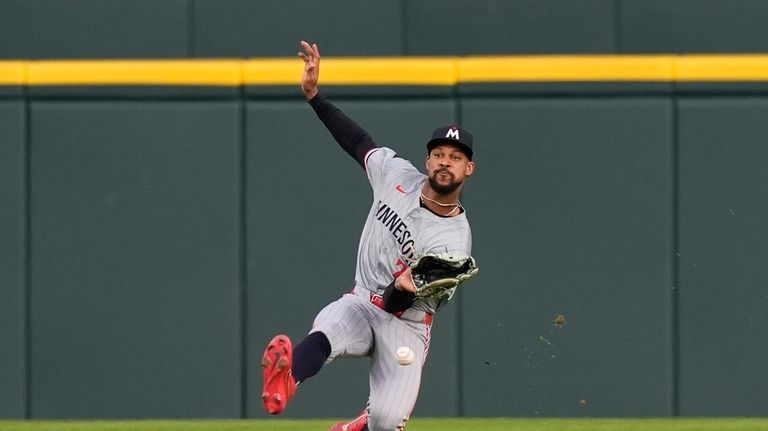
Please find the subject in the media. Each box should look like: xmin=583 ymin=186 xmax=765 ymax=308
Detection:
xmin=357 ymin=146 xmax=472 ymax=313
xmin=310 ymin=146 xmax=472 ymax=430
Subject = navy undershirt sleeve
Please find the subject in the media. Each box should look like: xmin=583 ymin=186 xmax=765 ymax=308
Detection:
xmin=309 ymin=92 xmax=378 ymax=169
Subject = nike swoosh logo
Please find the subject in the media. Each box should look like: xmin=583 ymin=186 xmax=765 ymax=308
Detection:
xmin=395 ymin=185 xmax=407 ymax=193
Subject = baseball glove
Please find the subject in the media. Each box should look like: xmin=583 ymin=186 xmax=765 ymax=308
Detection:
xmin=411 ymin=253 xmax=479 ymax=298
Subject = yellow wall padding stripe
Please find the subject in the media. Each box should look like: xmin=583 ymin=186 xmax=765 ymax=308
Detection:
xmin=244 ymin=57 xmax=458 ymax=85
xmin=26 ymin=60 xmax=242 ymax=86
xmin=2 ymin=55 xmax=768 ymax=86
xmin=460 ymin=55 xmax=676 ymax=82
xmin=0 ymin=61 xmax=25 ymax=85
xmin=675 ymin=55 xmax=768 ymax=81
xmin=241 ymin=58 xmax=299 ymax=85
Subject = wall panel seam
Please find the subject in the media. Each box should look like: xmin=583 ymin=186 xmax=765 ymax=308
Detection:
xmin=670 ymin=96 xmax=681 ymax=417
xmin=22 ymin=83 xmax=32 ymax=419
xmin=238 ymin=88 xmax=249 ymax=418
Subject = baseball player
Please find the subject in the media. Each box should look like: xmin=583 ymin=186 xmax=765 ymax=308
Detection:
xmin=260 ymin=41 xmax=476 ymax=431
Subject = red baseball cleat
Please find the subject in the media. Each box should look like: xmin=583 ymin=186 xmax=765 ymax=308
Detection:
xmin=261 ymin=334 xmax=296 ymax=415
xmin=329 ymin=410 xmax=368 ymax=431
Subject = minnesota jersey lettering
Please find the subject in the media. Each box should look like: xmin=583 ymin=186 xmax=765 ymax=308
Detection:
xmin=375 ymin=201 xmax=416 ymax=261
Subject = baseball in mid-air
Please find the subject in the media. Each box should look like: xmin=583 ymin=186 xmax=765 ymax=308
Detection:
xmin=395 ymin=346 xmax=414 ymax=366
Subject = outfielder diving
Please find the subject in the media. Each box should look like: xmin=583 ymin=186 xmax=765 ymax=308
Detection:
xmin=260 ymin=41 xmax=479 ymax=431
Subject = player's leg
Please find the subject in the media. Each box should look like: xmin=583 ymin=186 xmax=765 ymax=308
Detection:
xmin=291 ymin=331 xmax=332 ymax=383
xmin=262 ymin=293 xmax=375 ymax=415
xmin=310 ymin=293 xmax=377 ymax=359
xmin=366 ymin=319 xmax=430 ymax=431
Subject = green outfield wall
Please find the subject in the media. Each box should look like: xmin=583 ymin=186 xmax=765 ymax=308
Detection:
xmin=0 ymin=97 xmax=27 ymax=419
xmin=3 ymin=0 xmax=768 ymax=58
xmin=1 ymin=0 xmax=768 ymax=421
xmin=1 ymin=56 xmax=767 ymax=419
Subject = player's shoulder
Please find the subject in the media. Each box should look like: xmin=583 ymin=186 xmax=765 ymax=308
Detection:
xmin=365 ymin=146 xmax=399 ymax=166
xmin=366 ymin=146 xmax=419 ymax=179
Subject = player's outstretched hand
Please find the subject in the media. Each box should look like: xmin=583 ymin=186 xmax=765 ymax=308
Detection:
xmin=298 ymin=40 xmax=320 ymax=100
xmin=395 ymin=267 xmax=416 ymax=293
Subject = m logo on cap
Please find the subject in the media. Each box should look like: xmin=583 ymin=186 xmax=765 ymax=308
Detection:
xmin=427 ymin=124 xmax=473 ymax=160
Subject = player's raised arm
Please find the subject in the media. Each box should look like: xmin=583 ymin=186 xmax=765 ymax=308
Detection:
xmin=298 ymin=40 xmax=319 ymax=100
xmin=300 ymin=41 xmax=377 ymax=169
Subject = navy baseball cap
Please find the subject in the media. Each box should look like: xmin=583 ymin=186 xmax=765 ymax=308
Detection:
xmin=426 ymin=125 xmax=473 ymax=160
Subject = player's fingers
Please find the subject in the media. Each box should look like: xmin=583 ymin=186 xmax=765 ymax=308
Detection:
xmin=299 ymin=41 xmax=314 ymax=59
xmin=299 ymin=53 xmax=315 ymax=67
xmin=312 ymin=43 xmax=320 ymax=60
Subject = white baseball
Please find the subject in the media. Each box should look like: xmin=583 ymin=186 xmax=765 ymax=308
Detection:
xmin=395 ymin=346 xmax=414 ymax=366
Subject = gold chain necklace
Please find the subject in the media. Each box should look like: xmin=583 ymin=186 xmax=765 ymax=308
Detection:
xmin=420 ymin=192 xmax=462 ymax=216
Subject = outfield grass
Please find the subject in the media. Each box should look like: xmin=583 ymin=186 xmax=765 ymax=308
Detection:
xmin=1 ymin=418 xmax=768 ymax=431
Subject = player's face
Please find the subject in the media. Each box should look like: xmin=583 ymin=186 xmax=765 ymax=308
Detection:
xmin=425 ymin=144 xmax=475 ymax=195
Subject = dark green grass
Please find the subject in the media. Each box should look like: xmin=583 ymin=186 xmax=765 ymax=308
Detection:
xmin=2 ymin=418 xmax=768 ymax=431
